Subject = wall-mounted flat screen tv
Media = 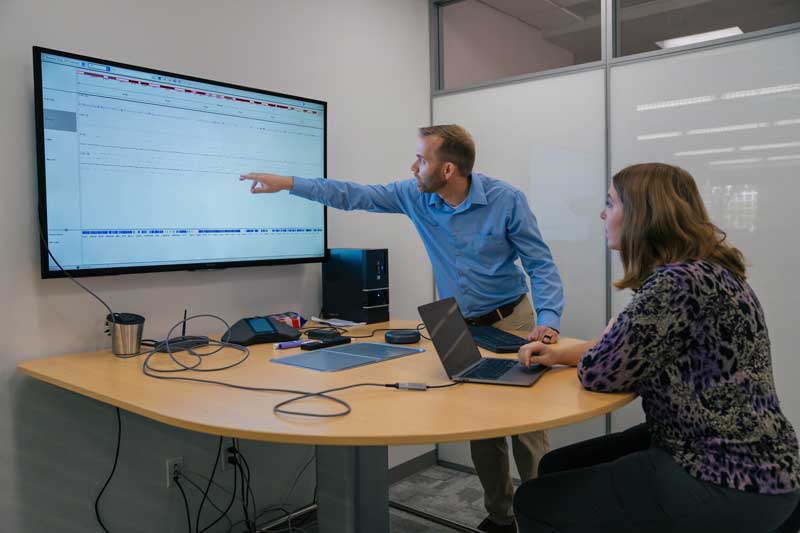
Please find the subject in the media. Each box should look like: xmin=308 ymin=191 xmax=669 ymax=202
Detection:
xmin=34 ymin=46 xmax=327 ymax=278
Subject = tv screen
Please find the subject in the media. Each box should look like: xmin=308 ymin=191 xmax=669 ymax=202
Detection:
xmin=34 ymin=46 xmax=327 ymax=278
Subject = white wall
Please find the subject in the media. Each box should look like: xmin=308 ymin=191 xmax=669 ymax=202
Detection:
xmin=0 ymin=0 xmax=431 ymax=530
xmin=442 ymin=0 xmax=574 ymax=90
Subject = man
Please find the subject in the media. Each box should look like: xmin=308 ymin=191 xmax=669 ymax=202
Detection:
xmin=241 ymin=124 xmax=563 ymax=533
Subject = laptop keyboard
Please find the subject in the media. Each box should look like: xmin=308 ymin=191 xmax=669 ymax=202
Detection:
xmin=461 ymin=358 xmax=518 ymax=380
xmin=468 ymin=325 xmax=527 ymax=353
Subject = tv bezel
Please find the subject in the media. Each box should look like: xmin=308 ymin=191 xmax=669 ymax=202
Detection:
xmin=33 ymin=46 xmax=328 ymax=279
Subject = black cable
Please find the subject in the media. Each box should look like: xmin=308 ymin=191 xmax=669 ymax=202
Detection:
xmin=273 ymin=383 xmax=392 ymax=417
xmin=174 ymin=477 xmax=192 ymax=533
xmin=179 ymin=474 xmax=234 ymax=530
xmin=427 ymin=382 xmax=459 ymax=389
xmin=237 ymin=460 xmax=249 ymax=530
xmin=305 ymin=325 xmax=413 ymax=340
xmin=273 ymin=381 xmax=460 ymax=417
xmin=234 ymin=439 xmax=258 ymax=527
xmin=228 ymin=442 xmax=256 ymax=533
xmin=416 ymin=322 xmax=431 ymax=341
xmin=283 ymin=447 xmax=315 ymax=511
xmin=232 ymin=440 xmax=250 ymax=480
xmin=146 ymin=315 xmax=245 ymax=373
xmin=94 ymin=406 xmax=121 ymax=533
xmin=143 ymin=315 xmax=455 ymax=417
xmin=142 ymin=360 xmax=358 ymax=416
xmin=341 ymin=328 xmax=394 ymax=339
xmin=232 ymin=440 xmax=257 ymax=523
xmin=243 ymin=445 xmax=319 ymax=533
xmin=37 ymin=230 xmax=115 ymax=319
xmin=234 ymin=460 xmax=254 ymax=532
xmin=196 ymin=437 xmax=223 ymax=533
xmin=37 ymin=229 xmax=151 ymax=359
xmin=184 ymin=468 xmax=232 ymax=496
xmin=201 ymin=464 xmax=238 ymax=532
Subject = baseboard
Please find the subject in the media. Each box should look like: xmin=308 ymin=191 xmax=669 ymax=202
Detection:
xmin=388 ymin=449 xmax=437 ymax=484
xmin=436 ymin=458 xmax=477 ymax=475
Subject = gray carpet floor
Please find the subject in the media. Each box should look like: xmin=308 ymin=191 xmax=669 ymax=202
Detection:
xmin=390 ymin=464 xmax=490 ymax=530
xmin=302 ymin=464 xmax=518 ymax=532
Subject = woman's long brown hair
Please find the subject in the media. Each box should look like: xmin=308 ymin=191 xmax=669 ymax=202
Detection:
xmin=613 ymin=162 xmax=746 ymax=290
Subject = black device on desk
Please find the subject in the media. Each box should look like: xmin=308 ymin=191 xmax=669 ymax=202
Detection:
xmin=155 ymin=335 xmax=210 ymax=353
xmin=154 ymin=309 xmax=210 ymax=353
xmin=222 ymin=316 xmax=300 ymax=346
xmin=306 ymin=328 xmax=343 ymax=340
xmin=467 ymin=325 xmax=528 ymax=353
xmin=300 ymin=336 xmax=351 ymax=350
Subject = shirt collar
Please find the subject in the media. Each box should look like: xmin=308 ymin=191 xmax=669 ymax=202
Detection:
xmin=427 ymin=173 xmax=488 ymax=209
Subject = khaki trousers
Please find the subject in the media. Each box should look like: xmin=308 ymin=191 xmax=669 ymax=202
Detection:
xmin=469 ymin=295 xmax=550 ymax=525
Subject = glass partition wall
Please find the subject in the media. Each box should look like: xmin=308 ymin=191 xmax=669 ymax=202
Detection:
xmin=430 ymin=0 xmax=800 ymax=446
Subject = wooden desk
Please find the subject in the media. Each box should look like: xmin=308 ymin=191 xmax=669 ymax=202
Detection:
xmin=18 ymin=320 xmax=634 ymax=533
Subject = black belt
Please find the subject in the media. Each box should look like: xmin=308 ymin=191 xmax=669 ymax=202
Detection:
xmin=465 ymin=294 xmax=526 ymax=327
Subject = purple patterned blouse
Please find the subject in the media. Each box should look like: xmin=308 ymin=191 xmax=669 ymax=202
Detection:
xmin=579 ymin=260 xmax=800 ymax=494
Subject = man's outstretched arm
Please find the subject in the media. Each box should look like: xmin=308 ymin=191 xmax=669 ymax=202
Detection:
xmin=240 ymin=172 xmax=408 ymax=214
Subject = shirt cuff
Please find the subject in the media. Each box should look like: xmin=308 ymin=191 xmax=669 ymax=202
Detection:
xmin=289 ymin=176 xmax=314 ymax=198
xmin=536 ymin=310 xmax=561 ymax=332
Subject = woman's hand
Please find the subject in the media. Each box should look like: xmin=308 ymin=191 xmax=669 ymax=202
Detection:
xmin=519 ymin=337 xmax=596 ymax=368
xmin=518 ymin=341 xmax=564 ymax=368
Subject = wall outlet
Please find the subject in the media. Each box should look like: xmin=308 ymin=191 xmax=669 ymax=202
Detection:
xmin=166 ymin=456 xmax=183 ymax=488
xmin=221 ymin=448 xmax=236 ymax=472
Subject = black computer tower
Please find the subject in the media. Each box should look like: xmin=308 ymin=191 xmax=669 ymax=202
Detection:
xmin=322 ymin=248 xmax=389 ymax=324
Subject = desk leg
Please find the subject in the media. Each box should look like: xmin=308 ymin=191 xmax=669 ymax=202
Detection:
xmin=316 ymin=445 xmax=389 ymax=533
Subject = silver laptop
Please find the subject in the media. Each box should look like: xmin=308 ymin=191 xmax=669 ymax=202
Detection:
xmin=418 ymin=298 xmax=548 ymax=387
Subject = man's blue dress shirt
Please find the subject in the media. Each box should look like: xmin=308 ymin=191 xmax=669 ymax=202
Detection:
xmin=291 ymin=173 xmax=564 ymax=331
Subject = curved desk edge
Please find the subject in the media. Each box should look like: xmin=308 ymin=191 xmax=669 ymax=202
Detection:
xmin=18 ymin=360 xmax=636 ymax=445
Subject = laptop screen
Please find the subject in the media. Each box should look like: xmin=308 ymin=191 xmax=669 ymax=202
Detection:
xmin=418 ymin=298 xmax=482 ymax=376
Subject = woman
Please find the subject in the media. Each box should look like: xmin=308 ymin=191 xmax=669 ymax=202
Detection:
xmin=512 ymin=163 xmax=800 ymax=532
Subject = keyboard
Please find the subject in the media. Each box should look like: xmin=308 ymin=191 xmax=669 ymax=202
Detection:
xmin=468 ymin=325 xmax=528 ymax=353
xmin=461 ymin=358 xmax=518 ymax=380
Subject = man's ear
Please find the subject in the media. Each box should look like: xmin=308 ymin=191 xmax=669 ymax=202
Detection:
xmin=443 ymin=162 xmax=458 ymax=180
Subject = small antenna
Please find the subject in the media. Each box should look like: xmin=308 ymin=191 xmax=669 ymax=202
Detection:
xmin=182 ymin=309 xmax=187 ymax=337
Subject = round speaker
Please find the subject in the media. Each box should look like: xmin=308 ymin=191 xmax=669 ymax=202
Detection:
xmin=384 ymin=329 xmax=421 ymax=344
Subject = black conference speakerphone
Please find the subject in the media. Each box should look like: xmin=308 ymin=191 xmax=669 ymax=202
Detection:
xmin=222 ymin=316 xmax=300 ymax=346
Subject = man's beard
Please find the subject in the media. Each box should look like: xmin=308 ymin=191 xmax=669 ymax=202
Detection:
xmin=417 ymin=166 xmax=446 ymax=193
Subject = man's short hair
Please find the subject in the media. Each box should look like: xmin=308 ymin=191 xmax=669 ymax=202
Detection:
xmin=419 ymin=124 xmax=475 ymax=177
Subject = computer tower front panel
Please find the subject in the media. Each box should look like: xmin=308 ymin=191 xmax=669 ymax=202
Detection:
xmin=322 ymin=248 xmax=389 ymax=324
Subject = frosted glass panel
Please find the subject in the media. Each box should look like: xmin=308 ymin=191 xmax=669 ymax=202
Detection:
xmin=609 ymin=31 xmax=800 ymax=431
xmin=433 ymin=68 xmax=607 ymax=463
